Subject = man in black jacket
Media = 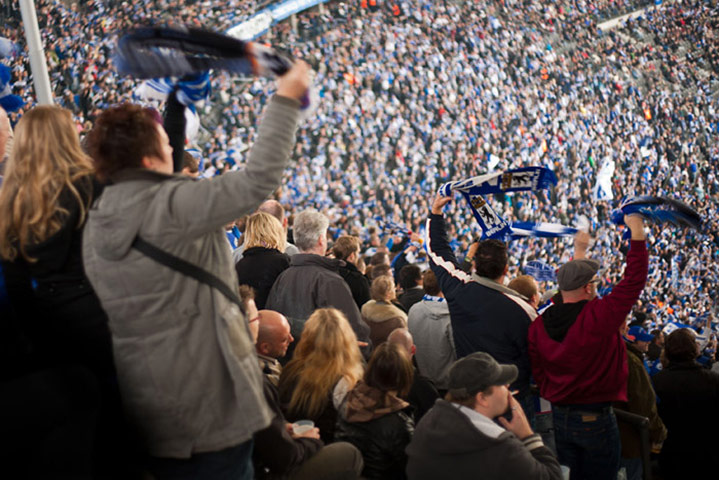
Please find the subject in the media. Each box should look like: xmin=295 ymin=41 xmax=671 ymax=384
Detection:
xmin=267 ymin=209 xmax=371 ymax=359
xmin=333 ymin=235 xmax=371 ymax=310
xmin=406 ymin=352 xmax=562 ymax=480
xmin=425 ymin=195 xmax=536 ymax=419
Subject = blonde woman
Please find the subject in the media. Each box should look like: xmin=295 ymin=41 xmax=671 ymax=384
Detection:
xmin=0 ymin=106 xmax=129 ymax=475
xmin=0 ymin=105 xmax=109 ymax=362
xmin=362 ymin=275 xmax=408 ymax=347
xmin=235 ymin=211 xmax=290 ymax=309
xmin=279 ymin=308 xmax=365 ymax=443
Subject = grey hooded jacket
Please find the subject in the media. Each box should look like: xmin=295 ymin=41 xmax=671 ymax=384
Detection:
xmin=82 ymin=96 xmax=300 ymax=458
xmin=407 ymin=298 xmax=455 ymax=390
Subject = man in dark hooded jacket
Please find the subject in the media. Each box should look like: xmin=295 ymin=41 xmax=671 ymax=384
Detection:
xmin=528 ymin=215 xmax=648 ymax=480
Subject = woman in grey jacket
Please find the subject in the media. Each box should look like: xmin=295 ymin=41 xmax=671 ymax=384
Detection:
xmin=82 ymin=62 xmax=309 ymax=479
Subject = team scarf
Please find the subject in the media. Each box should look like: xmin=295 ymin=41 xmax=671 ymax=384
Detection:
xmin=137 ymin=71 xmax=212 ymax=106
xmin=611 ymin=196 xmax=702 ymax=231
xmin=509 ymin=221 xmax=578 ymax=240
xmin=115 ymin=26 xmax=316 ymax=117
xmin=439 ymin=167 xmax=574 ymax=241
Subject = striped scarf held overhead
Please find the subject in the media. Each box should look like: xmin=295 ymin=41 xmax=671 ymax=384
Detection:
xmin=438 ymin=167 xmax=576 ymax=241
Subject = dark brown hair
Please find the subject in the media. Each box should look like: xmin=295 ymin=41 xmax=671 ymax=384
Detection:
xmin=475 ymin=240 xmax=508 ymax=279
xmin=364 ymin=342 xmax=414 ymax=397
xmin=662 ymin=328 xmax=699 ymax=365
xmin=86 ymin=103 xmax=163 ymax=181
xmin=422 ymin=270 xmax=441 ymax=296
xmin=333 ymin=235 xmax=361 ymax=261
xmin=399 ymin=264 xmax=422 ymax=290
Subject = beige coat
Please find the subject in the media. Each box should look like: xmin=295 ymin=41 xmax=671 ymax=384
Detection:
xmin=361 ymin=300 xmax=408 ymax=346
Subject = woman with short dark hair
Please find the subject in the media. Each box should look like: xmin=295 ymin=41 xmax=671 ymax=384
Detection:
xmin=653 ymin=328 xmax=719 ymax=479
xmin=335 ymin=342 xmax=415 ymax=479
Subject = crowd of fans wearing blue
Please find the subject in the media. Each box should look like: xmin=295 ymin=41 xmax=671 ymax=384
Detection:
xmin=1 ymin=0 xmax=719 ymax=479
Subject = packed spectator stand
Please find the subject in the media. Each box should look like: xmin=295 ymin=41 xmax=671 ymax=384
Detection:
xmin=1 ymin=0 xmax=719 ymax=479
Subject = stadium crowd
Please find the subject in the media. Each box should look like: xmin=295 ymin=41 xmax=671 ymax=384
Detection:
xmin=1 ymin=0 xmax=719 ymax=479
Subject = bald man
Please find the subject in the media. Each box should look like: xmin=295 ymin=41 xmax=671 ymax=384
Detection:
xmin=387 ymin=328 xmax=439 ymax=422
xmin=256 ymin=309 xmax=294 ymax=386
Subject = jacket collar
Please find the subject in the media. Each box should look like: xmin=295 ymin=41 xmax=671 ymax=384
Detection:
xmin=109 ymin=168 xmax=181 ymax=184
xmin=472 ymin=274 xmax=528 ymax=301
xmin=290 ymin=253 xmax=341 ymax=271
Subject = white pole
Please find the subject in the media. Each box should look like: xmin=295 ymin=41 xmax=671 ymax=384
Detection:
xmin=18 ymin=0 xmax=53 ymax=105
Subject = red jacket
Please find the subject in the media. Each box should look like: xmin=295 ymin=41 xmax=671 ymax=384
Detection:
xmin=529 ymin=241 xmax=648 ymax=404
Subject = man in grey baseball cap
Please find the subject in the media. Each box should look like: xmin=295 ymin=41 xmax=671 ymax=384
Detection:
xmin=528 ymin=215 xmax=649 ymax=480
xmin=406 ymin=352 xmax=562 ymax=479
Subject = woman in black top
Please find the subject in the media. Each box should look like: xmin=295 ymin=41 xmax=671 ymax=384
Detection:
xmin=235 ymin=211 xmax=291 ymax=309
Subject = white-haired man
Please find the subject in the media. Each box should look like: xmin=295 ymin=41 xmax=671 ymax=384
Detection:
xmin=266 ymin=209 xmax=371 ymax=358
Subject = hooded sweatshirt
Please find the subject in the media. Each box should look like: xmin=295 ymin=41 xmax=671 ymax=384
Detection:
xmin=529 ymin=240 xmax=648 ymax=405
xmin=407 ymin=297 xmax=455 ymax=389
xmin=406 ymin=399 xmax=562 ymax=480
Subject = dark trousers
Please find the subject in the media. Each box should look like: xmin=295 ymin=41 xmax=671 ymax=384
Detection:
xmin=552 ymin=404 xmax=620 ymax=480
xmin=148 ymin=440 xmax=254 ymax=480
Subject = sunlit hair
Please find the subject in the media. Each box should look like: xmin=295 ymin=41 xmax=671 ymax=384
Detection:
xmin=85 ymin=103 xmax=163 ymax=182
xmin=371 ymin=275 xmax=396 ymax=302
xmin=293 ymin=208 xmax=329 ymax=252
xmin=332 ymin=235 xmax=360 ymax=261
xmin=0 ymin=106 xmax=94 ymax=261
xmin=508 ymin=275 xmax=538 ymax=301
xmin=279 ymin=308 xmax=364 ymax=419
xmin=243 ymin=212 xmax=286 ymax=251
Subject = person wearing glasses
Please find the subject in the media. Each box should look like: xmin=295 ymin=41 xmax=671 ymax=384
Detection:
xmin=528 ymin=215 xmax=648 ymax=480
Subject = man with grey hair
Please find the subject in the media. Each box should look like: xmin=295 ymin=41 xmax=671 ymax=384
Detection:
xmin=266 ymin=209 xmax=370 ymax=359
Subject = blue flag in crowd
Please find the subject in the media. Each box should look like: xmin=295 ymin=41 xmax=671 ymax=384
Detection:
xmin=524 ymin=260 xmax=557 ymax=282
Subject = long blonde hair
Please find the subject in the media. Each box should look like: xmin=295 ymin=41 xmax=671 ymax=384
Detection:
xmin=0 ymin=106 xmax=94 ymax=261
xmin=280 ymin=308 xmax=364 ymax=419
xmin=243 ymin=211 xmax=286 ymax=251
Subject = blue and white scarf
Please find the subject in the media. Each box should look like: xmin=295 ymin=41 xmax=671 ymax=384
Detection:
xmin=611 ymin=196 xmax=702 ymax=231
xmin=439 ymin=167 xmax=574 ymax=241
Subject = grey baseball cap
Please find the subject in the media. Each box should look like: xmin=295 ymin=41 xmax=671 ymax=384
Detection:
xmin=447 ymin=352 xmax=518 ymax=397
xmin=557 ymin=259 xmax=600 ymax=291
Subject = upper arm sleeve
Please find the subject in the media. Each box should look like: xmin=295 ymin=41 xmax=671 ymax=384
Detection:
xmin=593 ymin=240 xmax=648 ymax=333
xmin=425 ymin=215 xmax=472 ymax=302
xmin=500 ymin=438 xmax=563 ymax=480
xmin=167 ymin=96 xmax=300 ymax=234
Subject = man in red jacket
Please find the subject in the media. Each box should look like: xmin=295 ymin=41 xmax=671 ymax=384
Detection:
xmin=528 ymin=215 xmax=648 ymax=480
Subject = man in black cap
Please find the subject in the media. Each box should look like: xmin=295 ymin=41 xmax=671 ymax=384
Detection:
xmin=528 ymin=215 xmax=648 ymax=480
xmin=406 ymin=352 xmax=562 ymax=480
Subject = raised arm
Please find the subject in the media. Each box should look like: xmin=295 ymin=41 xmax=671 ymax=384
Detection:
xmin=168 ymin=62 xmax=311 ymax=234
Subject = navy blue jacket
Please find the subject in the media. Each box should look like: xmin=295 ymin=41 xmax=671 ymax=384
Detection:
xmin=425 ymin=214 xmax=536 ymax=396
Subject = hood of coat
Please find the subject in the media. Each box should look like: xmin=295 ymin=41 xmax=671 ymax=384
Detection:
xmin=540 ymin=300 xmax=589 ymax=343
xmin=343 ymin=380 xmax=409 ymax=423
xmin=413 ymin=299 xmax=450 ymax=320
xmin=84 ymin=169 xmax=177 ymax=262
xmin=410 ymin=399 xmax=511 ymax=455
xmin=362 ymin=300 xmax=408 ymax=324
